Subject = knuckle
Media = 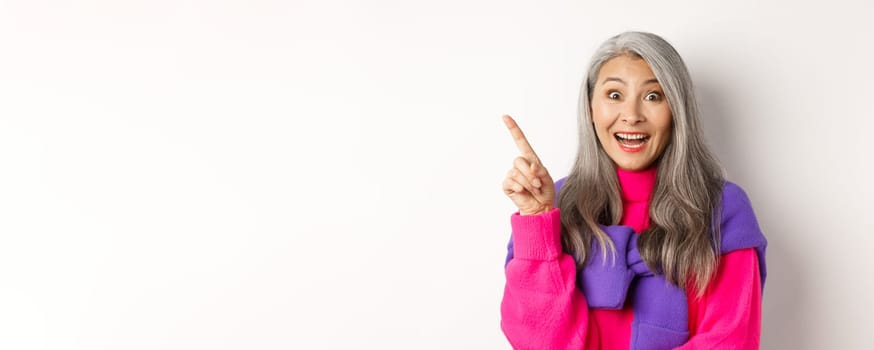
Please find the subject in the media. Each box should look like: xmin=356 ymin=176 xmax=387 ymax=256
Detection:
xmin=512 ymin=171 xmax=528 ymax=183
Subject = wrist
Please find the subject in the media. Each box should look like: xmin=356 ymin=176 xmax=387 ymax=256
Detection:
xmin=510 ymin=206 xmax=562 ymax=260
xmin=521 ymin=205 xmax=554 ymax=216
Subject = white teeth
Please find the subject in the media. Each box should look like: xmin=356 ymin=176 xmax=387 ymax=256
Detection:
xmin=616 ymin=133 xmax=648 ymax=140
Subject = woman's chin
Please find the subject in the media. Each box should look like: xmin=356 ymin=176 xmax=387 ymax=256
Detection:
xmin=612 ymin=157 xmax=655 ymax=171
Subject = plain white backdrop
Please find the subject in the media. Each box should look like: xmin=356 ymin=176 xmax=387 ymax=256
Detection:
xmin=1 ymin=0 xmax=872 ymax=349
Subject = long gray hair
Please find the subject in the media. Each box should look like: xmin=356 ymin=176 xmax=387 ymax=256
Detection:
xmin=558 ymin=31 xmax=725 ymax=296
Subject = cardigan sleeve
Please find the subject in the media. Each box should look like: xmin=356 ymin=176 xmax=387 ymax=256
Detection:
xmin=500 ymin=207 xmax=593 ymax=350
xmin=675 ymin=248 xmax=762 ymax=349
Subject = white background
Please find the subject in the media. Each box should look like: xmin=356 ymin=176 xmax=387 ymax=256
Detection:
xmin=1 ymin=0 xmax=872 ymax=349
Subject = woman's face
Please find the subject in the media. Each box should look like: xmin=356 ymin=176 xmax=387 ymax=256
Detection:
xmin=591 ymin=55 xmax=673 ymax=171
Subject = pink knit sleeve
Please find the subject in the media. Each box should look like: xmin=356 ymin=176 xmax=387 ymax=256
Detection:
xmin=675 ymin=248 xmax=762 ymax=350
xmin=500 ymin=208 xmax=593 ymax=350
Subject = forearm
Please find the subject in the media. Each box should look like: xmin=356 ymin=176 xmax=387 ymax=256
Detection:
xmin=500 ymin=208 xmax=590 ymax=350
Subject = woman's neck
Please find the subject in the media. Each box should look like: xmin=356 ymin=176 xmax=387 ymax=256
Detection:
xmin=615 ymin=166 xmax=657 ymax=232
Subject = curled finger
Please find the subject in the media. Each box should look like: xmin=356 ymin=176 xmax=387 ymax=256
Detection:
xmin=514 ymin=156 xmax=542 ymax=190
xmin=509 ymin=167 xmax=540 ymax=196
xmin=503 ymin=175 xmax=526 ymax=195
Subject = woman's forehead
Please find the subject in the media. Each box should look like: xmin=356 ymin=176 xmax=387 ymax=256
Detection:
xmin=597 ymin=56 xmax=659 ymax=86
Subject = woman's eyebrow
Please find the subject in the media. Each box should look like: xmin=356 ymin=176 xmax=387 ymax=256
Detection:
xmin=601 ymin=77 xmax=660 ymax=85
xmin=602 ymin=77 xmax=625 ymax=85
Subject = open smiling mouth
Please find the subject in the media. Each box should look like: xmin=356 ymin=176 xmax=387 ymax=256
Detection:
xmin=614 ymin=132 xmax=650 ymax=151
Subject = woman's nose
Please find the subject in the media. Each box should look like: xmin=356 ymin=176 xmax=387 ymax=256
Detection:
xmin=620 ymin=102 xmax=645 ymax=124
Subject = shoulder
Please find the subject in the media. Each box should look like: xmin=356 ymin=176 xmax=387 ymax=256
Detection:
xmin=718 ymin=181 xmax=767 ymax=253
xmin=717 ymin=181 xmax=768 ymax=287
xmin=720 ymin=181 xmax=756 ymax=220
xmin=722 ymin=181 xmax=751 ymax=203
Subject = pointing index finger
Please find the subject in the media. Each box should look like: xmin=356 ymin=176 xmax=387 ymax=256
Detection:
xmin=502 ymin=115 xmax=540 ymax=162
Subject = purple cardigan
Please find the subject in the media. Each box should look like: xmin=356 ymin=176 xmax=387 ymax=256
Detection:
xmin=505 ymin=179 xmax=767 ymax=349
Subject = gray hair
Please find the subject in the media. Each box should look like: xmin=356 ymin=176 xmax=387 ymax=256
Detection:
xmin=558 ymin=31 xmax=725 ymax=295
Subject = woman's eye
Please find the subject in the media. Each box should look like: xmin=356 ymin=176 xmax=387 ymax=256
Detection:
xmin=645 ymin=92 xmax=661 ymax=101
xmin=608 ymin=92 xmax=621 ymax=99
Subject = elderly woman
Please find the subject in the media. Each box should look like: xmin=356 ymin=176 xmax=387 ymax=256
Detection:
xmin=500 ymin=31 xmax=767 ymax=349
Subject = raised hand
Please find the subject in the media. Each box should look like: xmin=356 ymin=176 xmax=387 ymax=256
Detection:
xmin=501 ymin=115 xmax=556 ymax=215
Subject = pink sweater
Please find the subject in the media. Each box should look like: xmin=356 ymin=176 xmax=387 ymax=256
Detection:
xmin=500 ymin=167 xmax=762 ymax=349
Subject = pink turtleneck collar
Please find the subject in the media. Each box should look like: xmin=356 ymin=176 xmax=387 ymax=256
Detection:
xmin=615 ymin=166 xmax=657 ymax=233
